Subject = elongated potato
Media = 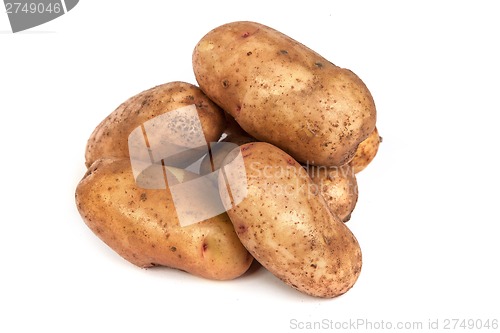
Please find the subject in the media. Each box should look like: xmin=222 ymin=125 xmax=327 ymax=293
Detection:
xmin=349 ymin=126 xmax=382 ymax=173
xmin=218 ymin=142 xmax=362 ymax=297
xmin=193 ymin=21 xmax=376 ymax=166
xmin=75 ymin=158 xmax=253 ymax=280
xmin=85 ymin=81 xmax=225 ymax=168
xmin=306 ymin=164 xmax=358 ymax=222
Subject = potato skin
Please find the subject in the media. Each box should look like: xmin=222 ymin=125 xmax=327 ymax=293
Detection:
xmin=349 ymin=126 xmax=382 ymax=173
xmin=75 ymin=158 xmax=253 ymax=280
xmin=218 ymin=142 xmax=362 ymax=297
xmin=306 ymin=164 xmax=358 ymax=222
xmin=193 ymin=21 xmax=376 ymax=166
xmin=85 ymin=82 xmax=225 ymax=168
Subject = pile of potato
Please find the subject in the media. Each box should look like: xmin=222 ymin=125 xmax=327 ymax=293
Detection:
xmin=75 ymin=21 xmax=381 ymax=298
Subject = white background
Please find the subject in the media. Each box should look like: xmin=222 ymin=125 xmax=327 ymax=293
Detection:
xmin=1 ymin=1 xmax=499 ymax=332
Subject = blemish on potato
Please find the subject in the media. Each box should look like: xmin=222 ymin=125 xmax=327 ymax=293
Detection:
xmin=237 ymin=224 xmax=247 ymax=234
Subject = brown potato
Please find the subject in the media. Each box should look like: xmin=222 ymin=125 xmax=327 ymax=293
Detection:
xmin=85 ymin=81 xmax=226 ymax=168
xmin=75 ymin=158 xmax=253 ymax=280
xmin=306 ymin=164 xmax=358 ymax=222
xmin=218 ymin=142 xmax=362 ymax=297
xmin=193 ymin=21 xmax=376 ymax=166
xmin=349 ymin=126 xmax=382 ymax=173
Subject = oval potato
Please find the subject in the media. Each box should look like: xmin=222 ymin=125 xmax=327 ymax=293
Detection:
xmin=75 ymin=158 xmax=253 ymax=280
xmin=193 ymin=21 xmax=376 ymax=166
xmin=85 ymin=81 xmax=225 ymax=168
xmin=218 ymin=142 xmax=362 ymax=297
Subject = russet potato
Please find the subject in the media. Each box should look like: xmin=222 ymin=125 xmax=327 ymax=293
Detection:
xmin=75 ymin=158 xmax=253 ymax=280
xmin=193 ymin=21 xmax=376 ymax=166
xmin=218 ymin=142 xmax=362 ymax=297
xmin=85 ymin=81 xmax=226 ymax=169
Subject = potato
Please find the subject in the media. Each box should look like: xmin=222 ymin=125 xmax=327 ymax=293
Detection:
xmin=218 ymin=142 xmax=362 ymax=297
xmin=85 ymin=81 xmax=226 ymax=169
xmin=75 ymin=158 xmax=253 ymax=280
xmin=193 ymin=21 xmax=376 ymax=166
xmin=349 ymin=126 xmax=382 ymax=173
xmin=306 ymin=164 xmax=358 ymax=222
